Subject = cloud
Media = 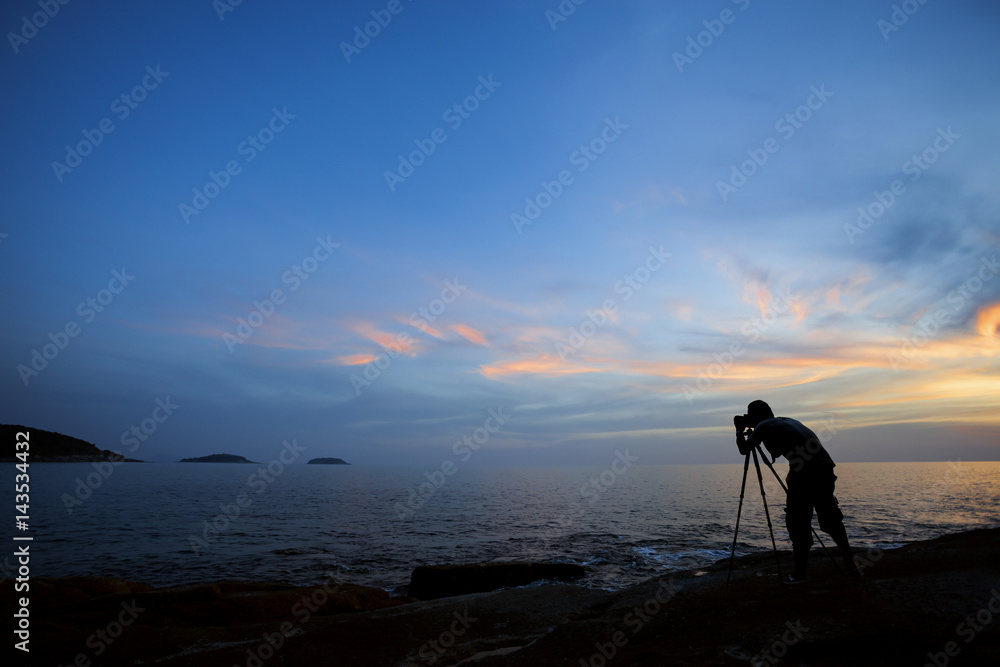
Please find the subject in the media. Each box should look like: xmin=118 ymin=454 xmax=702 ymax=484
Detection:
xmin=975 ymin=302 xmax=1000 ymax=337
xmin=352 ymin=321 xmax=421 ymax=357
xmin=334 ymin=353 xmax=378 ymax=366
xmin=479 ymin=354 xmax=605 ymax=381
xmin=669 ymin=300 xmax=694 ymax=322
xmin=449 ymin=323 xmax=488 ymax=346
xmin=400 ymin=314 xmax=444 ymax=339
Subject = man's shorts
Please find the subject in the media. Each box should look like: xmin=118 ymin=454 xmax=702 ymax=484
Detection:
xmin=785 ymin=466 xmax=844 ymax=544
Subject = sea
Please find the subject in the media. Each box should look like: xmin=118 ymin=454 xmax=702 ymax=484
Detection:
xmin=4 ymin=461 xmax=999 ymax=594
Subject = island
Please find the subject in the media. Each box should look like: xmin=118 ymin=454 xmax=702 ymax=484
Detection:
xmin=307 ymin=457 xmax=350 ymax=465
xmin=179 ymin=454 xmax=258 ymax=463
xmin=0 ymin=424 xmax=143 ymax=462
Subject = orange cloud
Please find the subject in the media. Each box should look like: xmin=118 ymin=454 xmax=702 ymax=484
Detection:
xmin=352 ymin=322 xmax=420 ymax=357
xmin=449 ymin=323 xmax=488 ymax=346
xmin=334 ymin=353 xmax=378 ymax=366
xmin=742 ymin=279 xmax=773 ymax=316
xmin=480 ymin=354 xmax=603 ymax=381
xmin=400 ymin=315 xmax=443 ymax=339
xmin=975 ymin=302 xmax=1000 ymax=337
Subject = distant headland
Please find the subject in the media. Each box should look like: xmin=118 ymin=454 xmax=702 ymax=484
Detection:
xmin=0 ymin=424 xmax=143 ymax=463
xmin=179 ymin=454 xmax=258 ymax=464
xmin=307 ymin=457 xmax=350 ymax=465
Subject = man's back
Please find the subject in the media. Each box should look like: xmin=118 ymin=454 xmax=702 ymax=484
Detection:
xmin=749 ymin=416 xmax=835 ymax=472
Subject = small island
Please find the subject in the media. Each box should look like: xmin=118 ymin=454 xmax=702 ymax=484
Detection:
xmin=307 ymin=457 xmax=350 ymax=465
xmin=179 ymin=454 xmax=258 ymax=463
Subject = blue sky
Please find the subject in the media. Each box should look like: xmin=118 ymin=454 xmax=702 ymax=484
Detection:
xmin=2 ymin=0 xmax=998 ymax=465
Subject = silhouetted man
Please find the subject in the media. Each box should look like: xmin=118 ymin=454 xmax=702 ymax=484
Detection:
xmin=735 ymin=400 xmax=856 ymax=582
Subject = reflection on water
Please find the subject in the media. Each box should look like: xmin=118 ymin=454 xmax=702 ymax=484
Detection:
xmin=4 ymin=461 xmax=998 ymax=591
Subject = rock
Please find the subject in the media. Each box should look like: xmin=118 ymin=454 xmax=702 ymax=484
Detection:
xmin=2 ymin=577 xmax=407 ymax=629
xmin=408 ymin=562 xmax=586 ymax=600
xmin=30 ymin=576 xmax=155 ymax=610
xmin=2 ymin=576 xmax=412 ymax=666
xmin=307 ymin=457 xmax=349 ymax=464
xmin=9 ymin=529 xmax=1000 ymax=665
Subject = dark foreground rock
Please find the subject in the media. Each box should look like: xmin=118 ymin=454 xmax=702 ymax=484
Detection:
xmin=410 ymin=562 xmax=586 ymax=600
xmin=6 ymin=528 xmax=999 ymax=665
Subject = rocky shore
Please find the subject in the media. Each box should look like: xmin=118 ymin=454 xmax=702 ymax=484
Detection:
xmin=6 ymin=528 xmax=998 ymax=665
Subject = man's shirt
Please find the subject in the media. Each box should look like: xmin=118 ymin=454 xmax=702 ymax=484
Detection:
xmin=745 ymin=417 xmax=835 ymax=473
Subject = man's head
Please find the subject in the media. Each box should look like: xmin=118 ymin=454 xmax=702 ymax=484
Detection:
xmin=746 ymin=400 xmax=774 ymax=428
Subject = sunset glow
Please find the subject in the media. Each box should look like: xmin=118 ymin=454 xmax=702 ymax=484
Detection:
xmin=1 ymin=1 xmax=997 ymax=466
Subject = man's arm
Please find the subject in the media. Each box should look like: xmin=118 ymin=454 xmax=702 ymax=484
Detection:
xmin=735 ymin=419 xmax=764 ymax=456
xmin=735 ymin=417 xmax=752 ymax=455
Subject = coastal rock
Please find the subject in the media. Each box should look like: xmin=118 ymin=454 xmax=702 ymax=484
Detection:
xmin=307 ymin=457 xmax=349 ymax=465
xmin=408 ymin=562 xmax=586 ymax=600
xmin=31 ymin=576 xmax=155 ymax=610
xmin=4 ymin=577 xmax=407 ymax=629
xmin=11 ymin=528 xmax=1000 ymax=666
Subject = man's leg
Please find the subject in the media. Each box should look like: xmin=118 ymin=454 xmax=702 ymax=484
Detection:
xmin=815 ymin=475 xmax=856 ymax=573
xmin=785 ymin=480 xmax=813 ymax=579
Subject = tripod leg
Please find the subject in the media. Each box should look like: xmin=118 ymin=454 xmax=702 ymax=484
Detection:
xmin=756 ymin=450 xmax=844 ymax=575
xmin=726 ymin=453 xmax=752 ymax=586
xmin=752 ymin=449 xmax=784 ymax=584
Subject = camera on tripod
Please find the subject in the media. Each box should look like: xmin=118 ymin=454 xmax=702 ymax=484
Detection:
xmin=734 ymin=413 xmax=752 ymax=432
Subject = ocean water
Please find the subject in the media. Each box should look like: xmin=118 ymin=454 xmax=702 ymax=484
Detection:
xmin=4 ymin=461 xmax=999 ymax=593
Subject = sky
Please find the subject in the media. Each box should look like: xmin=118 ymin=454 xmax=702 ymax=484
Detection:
xmin=1 ymin=0 xmax=998 ymax=466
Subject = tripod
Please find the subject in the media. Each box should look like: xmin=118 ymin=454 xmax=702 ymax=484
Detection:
xmin=726 ymin=442 xmax=841 ymax=586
